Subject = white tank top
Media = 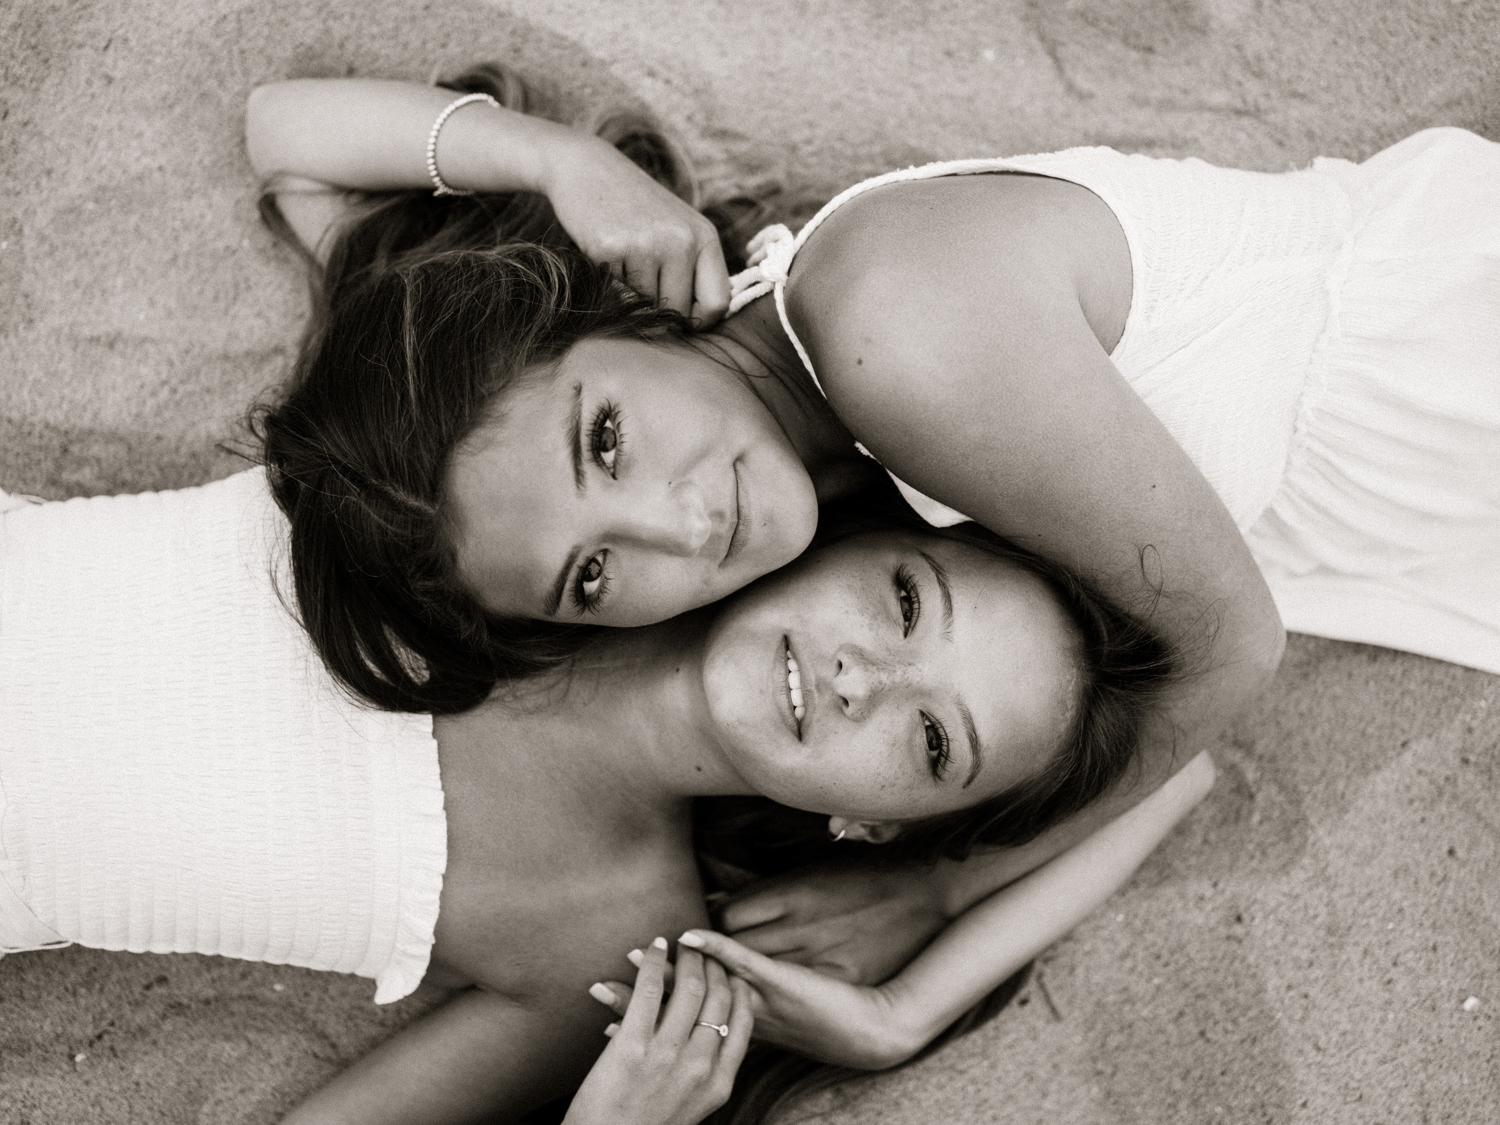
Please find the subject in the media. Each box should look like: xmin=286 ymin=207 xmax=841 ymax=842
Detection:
xmin=728 ymin=147 xmax=1350 ymax=532
xmin=0 ymin=469 xmax=445 ymax=1003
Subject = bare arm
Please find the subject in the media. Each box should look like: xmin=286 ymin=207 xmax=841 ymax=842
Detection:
xmin=648 ymin=753 xmax=1216 ymax=1068
xmin=244 ymin=78 xmax=728 ymax=319
xmin=279 ymin=986 xmax=605 ymax=1125
xmin=793 ymin=177 xmax=1282 ymax=861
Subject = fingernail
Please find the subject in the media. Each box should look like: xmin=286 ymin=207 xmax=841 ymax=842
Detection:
xmin=651 ymin=936 xmax=668 ymax=950
xmin=589 ymin=983 xmax=617 ymax=1005
xmin=678 ymin=931 xmax=706 ymax=948
xmin=604 ymin=1022 xmax=619 ymax=1038
xmin=626 ymin=948 xmax=644 ymax=966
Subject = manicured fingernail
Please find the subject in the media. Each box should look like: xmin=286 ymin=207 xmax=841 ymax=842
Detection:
xmin=652 ymin=936 xmax=668 ymax=950
xmin=626 ymin=948 xmax=644 ymax=967
xmin=678 ymin=931 xmax=706 ymax=948
xmin=604 ymin=1022 xmax=619 ymax=1037
xmin=589 ymin=983 xmax=617 ymax=1005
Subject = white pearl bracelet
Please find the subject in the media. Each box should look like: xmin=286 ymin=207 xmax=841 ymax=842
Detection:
xmin=425 ymin=92 xmax=500 ymax=197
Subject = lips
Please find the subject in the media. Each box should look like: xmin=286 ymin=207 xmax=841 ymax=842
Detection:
xmin=781 ymin=636 xmax=806 ymax=740
xmin=721 ymin=460 xmax=748 ymax=567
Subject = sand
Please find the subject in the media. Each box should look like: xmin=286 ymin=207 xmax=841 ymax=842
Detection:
xmin=0 ymin=1 xmax=1496 ymax=1121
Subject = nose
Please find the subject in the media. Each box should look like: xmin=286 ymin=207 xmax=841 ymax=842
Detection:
xmin=831 ymin=642 xmax=917 ymax=720
xmin=613 ymin=480 xmax=714 ymax=556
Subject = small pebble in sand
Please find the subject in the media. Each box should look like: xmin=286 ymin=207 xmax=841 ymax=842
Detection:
xmin=981 ymin=48 xmax=996 ymax=63
xmin=273 ymin=983 xmax=286 ymax=992
xmin=1461 ymin=996 xmax=1479 ymax=1012
xmin=73 ymin=1052 xmax=86 ymax=1064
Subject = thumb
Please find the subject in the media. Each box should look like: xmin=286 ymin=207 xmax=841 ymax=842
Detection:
xmin=678 ymin=929 xmax=784 ymax=986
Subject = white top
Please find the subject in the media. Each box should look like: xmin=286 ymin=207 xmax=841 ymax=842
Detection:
xmin=0 ymin=469 xmax=445 ymax=1003
xmin=730 ymin=128 xmax=1500 ymax=674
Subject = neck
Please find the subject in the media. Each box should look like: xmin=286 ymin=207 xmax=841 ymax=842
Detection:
xmin=486 ymin=614 xmax=757 ymax=807
xmin=706 ymin=296 xmax=879 ymax=505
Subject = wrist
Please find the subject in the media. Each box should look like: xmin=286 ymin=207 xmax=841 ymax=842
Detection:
xmin=528 ymin=122 xmax=620 ymax=200
xmin=467 ymin=108 xmax=579 ymax=197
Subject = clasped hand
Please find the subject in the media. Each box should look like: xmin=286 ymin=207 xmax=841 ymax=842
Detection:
xmin=592 ymin=864 xmax=950 ymax=1070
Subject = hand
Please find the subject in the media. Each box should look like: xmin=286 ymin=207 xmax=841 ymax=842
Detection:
xmin=717 ymin=864 xmax=949 ymax=986
xmin=567 ymin=938 xmax=753 ymax=1125
xmin=542 ymin=135 xmax=730 ymax=326
xmin=602 ymin=931 xmax=916 ymax=1071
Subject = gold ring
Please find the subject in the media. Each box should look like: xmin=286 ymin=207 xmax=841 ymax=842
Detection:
xmin=696 ymin=1021 xmax=729 ymax=1038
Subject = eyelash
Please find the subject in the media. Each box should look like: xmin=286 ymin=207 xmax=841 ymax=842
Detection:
xmin=568 ymin=402 xmax=625 ymax=616
xmin=894 ymin=564 xmax=920 ymax=637
xmin=589 ymin=401 xmax=624 ymax=479
xmin=923 ymin=713 xmax=952 ymax=780
xmin=896 ymin=566 xmax=949 ymax=779
xmin=571 ymin=551 xmax=611 ymax=616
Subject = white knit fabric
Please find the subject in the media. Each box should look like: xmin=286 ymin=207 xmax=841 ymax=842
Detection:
xmin=731 ymin=127 xmax=1500 ymax=673
xmin=0 ymin=469 xmax=445 ymax=1003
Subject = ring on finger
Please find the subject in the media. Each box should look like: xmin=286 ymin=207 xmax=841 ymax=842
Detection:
xmin=695 ymin=1021 xmax=729 ymax=1038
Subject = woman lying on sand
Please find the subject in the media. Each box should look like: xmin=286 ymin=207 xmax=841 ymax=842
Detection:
xmin=248 ymin=71 xmax=1498 ymax=902
xmin=0 ymin=456 xmax=1214 ymax=1122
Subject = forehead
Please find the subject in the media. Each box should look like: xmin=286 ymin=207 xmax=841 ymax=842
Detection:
xmin=443 ymin=371 xmax=578 ymax=614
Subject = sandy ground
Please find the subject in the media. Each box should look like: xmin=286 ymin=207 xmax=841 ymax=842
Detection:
xmin=1 ymin=0 xmax=1497 ymax=1122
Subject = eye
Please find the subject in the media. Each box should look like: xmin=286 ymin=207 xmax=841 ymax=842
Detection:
xmin=573 ymin=551 xmax=611 ymax=614
xmin=894 ymin=564 xmax=920 ymax=637
xmin=590 ymin=402 xmax=623 ymax=478
xmin=922 ymin=712 xmax=952 ymax=780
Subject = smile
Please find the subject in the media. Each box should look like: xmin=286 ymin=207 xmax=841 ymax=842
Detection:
xmin=721 ymin=461 xmax=747 ymax=567
xmin=784 ymin=636 xmax=805 ymax=737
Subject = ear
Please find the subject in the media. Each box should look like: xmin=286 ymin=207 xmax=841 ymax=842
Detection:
xmin=827 ymin=816 xmax=902 ymax=845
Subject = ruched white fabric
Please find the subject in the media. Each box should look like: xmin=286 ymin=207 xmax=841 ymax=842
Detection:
xmin=0 ymin=470 xmax=445 ymax=1003
xmin=730 ymin=127 xmax=1500 ymax=673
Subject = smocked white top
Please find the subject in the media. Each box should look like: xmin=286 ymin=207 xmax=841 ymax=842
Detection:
xmin=730 ymin=127 xmax=1500 ymax=674
xmin=0 ymin=469 xmax=444 ymax=1003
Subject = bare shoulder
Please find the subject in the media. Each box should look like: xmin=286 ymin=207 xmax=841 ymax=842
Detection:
xmin=434 ymin=821 xmax=708 ymax=1005
xmin=784 ymin=172 xmax=1129 ymax=423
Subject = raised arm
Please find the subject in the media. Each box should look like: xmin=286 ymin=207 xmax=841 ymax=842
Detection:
xmin=673 ymin=751 xmax=1216 ymax=1068
xmin=244 ymin=78 xmax=728 ymax=320
xmin=792 ymin=176 xmax=1283 ymax=853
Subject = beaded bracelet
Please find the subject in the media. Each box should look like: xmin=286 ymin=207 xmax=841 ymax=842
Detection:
xmin=425 ymin=92 xmax=500 ymax=197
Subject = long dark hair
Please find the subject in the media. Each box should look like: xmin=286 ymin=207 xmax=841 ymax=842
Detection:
xmin=250 ymin=62 xmax=713 ymax=713
xmin=697 ymin=489 xmax=1182 ymax=865
xmin=251 ymin=241 xmax=696 ymax=713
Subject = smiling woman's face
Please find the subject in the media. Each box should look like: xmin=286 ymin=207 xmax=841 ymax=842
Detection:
xmin=700 ymin=529 xmax=1083 ymax=823
xmin=445 ymin=336 xmax=819 ymax=628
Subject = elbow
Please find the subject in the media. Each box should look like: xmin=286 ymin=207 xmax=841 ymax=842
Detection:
xmin=244 ymin=82 xmax=291 ymax=181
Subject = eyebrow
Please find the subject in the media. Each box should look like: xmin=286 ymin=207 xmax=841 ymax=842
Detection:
xmin=959 ymin=702 xmax=984 ymax=789
xmin=545 ymin=383 xmax=587 ymax=618
xmin=568 ymin=381 xmax=585 ymax=492
xmin=920 ymin=550 xmax=984 ymax=788
xmin=919 ymin=550 xmax=954 ymax=639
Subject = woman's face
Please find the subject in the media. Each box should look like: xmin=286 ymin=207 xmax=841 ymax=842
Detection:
xmin=700 ymin=530 xmax=1082 ymax=823
xmin=445 ymin=336 xmax=818 ymax=627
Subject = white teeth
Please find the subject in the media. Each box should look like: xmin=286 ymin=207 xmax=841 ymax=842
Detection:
xmin=785 ymin=644 xmax=804 ymax=726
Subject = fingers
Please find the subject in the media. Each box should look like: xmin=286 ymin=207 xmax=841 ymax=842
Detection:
xmin=626 ymin=946 xmax=677 ymax=989
xmin=689 ymin=238 xmax=730 ymax=327
xmin=657 ymin=247 xmax=696 ymax=320
xmin=718 ymin=893 xmax=789 ymax=934
xmin=590 ymin=980 xmax=632 ymax=1019
xmin=656 ymin=947 xmax=708 ymax=1046
xmin=624 ymin=257 xmax=661 ymax=309
xmin=617 ymin=936 xmax=670 ymax=1040
xmin=679 ymin=929 xmax=779 ymax=985
xmin=719 ymin=976 xmax=756 ymax=1070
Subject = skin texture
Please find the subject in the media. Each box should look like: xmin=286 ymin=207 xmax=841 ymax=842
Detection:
xmin=700 ymin=530 xmax=1080 ymax=825
xmin=445 ymin=336 xmax=819 ymax=627
xmin=283 ymin=526 xmax=1102 ymax=1123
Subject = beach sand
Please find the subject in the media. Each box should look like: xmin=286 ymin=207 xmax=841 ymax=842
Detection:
xmin=1 ymin=1 xmax=1496 ymax=1121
